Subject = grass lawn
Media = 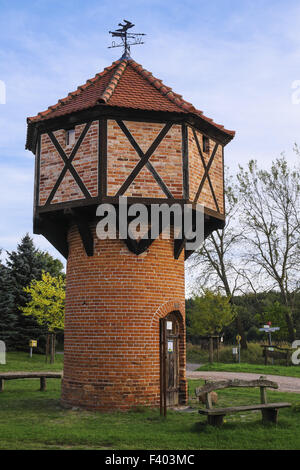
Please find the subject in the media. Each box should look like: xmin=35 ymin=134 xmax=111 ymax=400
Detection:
xmin=198 ymin=362 xmax=300 ymax=378
xmin=1 ymin=352 xmax=300 ymax=450
xmin=0 ymin=351 xmax=63 ymax=372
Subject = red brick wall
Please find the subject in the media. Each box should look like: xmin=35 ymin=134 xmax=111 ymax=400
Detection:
xmin=61 ymin=225 xmax=187 ymax=411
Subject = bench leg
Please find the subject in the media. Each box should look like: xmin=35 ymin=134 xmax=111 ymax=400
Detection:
xmin=0 ymin=379 xmax=4 ymax=392
xmin=208 ymin=415 xmax=224 ymax=426
xmin=261 ymin=408 xmax=278 ymax=424
xmin=40 ymin=377 xmax=47 ymax=391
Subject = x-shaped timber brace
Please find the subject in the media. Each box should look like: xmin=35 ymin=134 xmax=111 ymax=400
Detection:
xmin=46 ymin=122 xmax=93 ymax=205
xmin=37 ymin=119 xmax=222 ymax=258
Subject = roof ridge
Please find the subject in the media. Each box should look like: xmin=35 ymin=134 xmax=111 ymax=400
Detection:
xmin=128 ymin=60 xmax=196 ymax=113
xmin=98 ymin=59 xmax=128 ymax=104
xmin=26 ymin=58 xmax=235 ymax=139
xmin=28 ymin=60 xmax=121 ymax=123
xmin=126 ymin=60 xmax=235 ymax=136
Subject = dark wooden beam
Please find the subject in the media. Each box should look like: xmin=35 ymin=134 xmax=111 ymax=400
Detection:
xmin=36 ymin=216 xmax=69 ymax=259
xmin=34 ymin=134 xmax=41 ymax=214
xmin=98 ymin=119 xmax=107 ymax=198
xmin=64 ymin=208 xmax=94 ymax=257
xmin=27 ymin=104 xmax=233 ymax=155
xmin=76 ymin=218 xmax=94 ymax=257
xmin=182 ymin=124 xmax=189 ymax=200
xmin=174 ymin=238 xmax=185 ymax=260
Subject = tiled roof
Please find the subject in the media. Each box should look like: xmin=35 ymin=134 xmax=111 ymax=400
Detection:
xmin=27 ymin=58 xmax=235 ymax=137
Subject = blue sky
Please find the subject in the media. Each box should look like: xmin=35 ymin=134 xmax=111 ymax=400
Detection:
xmin=1 ymin=0 xmax=300 ymax=266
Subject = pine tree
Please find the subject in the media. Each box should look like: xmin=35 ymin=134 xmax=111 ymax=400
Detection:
xmin=6 ymin=234 xmax=48 ymax=350
xmin=0 ymin=253 xmax=16 ymax=349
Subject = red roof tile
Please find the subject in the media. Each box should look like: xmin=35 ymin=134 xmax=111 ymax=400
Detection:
xmin=27 ymin=58 xmax=235 ymax=139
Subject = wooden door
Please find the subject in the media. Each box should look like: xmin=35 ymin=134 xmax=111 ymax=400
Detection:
xmin=160 ymin=312 xmax=180 ymax=407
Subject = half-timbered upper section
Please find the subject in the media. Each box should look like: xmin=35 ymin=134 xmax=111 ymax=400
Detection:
xmin=26 ymin=58 xmax=234 ymax=259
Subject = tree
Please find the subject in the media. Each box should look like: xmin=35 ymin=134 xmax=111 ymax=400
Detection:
xmin=189 ymin=290 xmax=236 ymax=336
xmin=21 ymin=272 xmax=65 ymax=363
xmin=255 ymin=301 xmax=289 ymax=342
xmin=237 ymin=155 xmax=300 ymax=342
xmin=189 ymin=171 xmax=248 ymax=348
xmin=35 ymin=251 xmax=65 ymax=279
xmin=5 ymin=234 xmax=65 ymax=350
xmin=189 ymin=290 xmax=236 ymax=363
xmin=6 ymin=234 xmax=48 ymax=349
xmin=0 ymin=252 xmax=16 ymax=349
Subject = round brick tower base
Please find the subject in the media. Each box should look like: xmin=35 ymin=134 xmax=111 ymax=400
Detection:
xmin=61 ymin=225 xmax=187 ymax=411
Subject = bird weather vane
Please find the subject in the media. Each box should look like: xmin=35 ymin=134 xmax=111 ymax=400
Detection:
xmin=109 ymin=20 xmax=146 ymax=58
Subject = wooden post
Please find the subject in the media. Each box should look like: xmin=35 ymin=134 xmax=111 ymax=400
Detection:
xmin=40 ymin=377 xmax=47 ymax=391
xmin=160 ymin=320 xmax=163 ymax=416
xmin=163 ymin=320 xmax=167 ymax=417
xmin=260 ymin=386 xmax=267 ymax=404
xmin=0 ymin=379 xmax=4 ymax=392
xmin=160 ymin=319 xmax=167 ymax=417
xmin=208 ymin=414 xmax=224 ymax=426
xmin=261 ymin=408 xmax=278 ymax=424
xmin=265 ymin=348 xmax=268 ymax=366
xmin=216 ymin=336 xmax=219 ymax=362
xmin=209 ymin=336 xmax=213 ymax=364
xmin=50 ymin=333 xmax=56 ymax=364
xmin=205 ymin=392 xmax=212 ymax=409
xmin=46 ymin=334 xmax=50 ymax=363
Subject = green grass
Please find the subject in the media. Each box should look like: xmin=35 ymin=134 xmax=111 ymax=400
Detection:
xmin=0 ymin=351 xmax=63 ymax=372
xmin=0 ymin=378 xmax=299 ymax=449
xmin=198 ymin=362 xmax=300 ymax=378
xmin=1 ymin=352 xmax=300 ymax=449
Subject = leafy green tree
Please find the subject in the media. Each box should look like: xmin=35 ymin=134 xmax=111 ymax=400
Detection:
xmin=22 ymin=272 xmax=65 ymax=332
xmin=21 ymin=272 xmax=65 ymax=362
xmin=189 ymin=290 xmax=236 ymax=337
xmin=255 ymin=301 xmax=289 ymax=341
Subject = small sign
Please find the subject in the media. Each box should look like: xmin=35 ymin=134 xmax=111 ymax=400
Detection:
xmin=166 ymin=321 xmax=173 ymax=330
xmin=29 ymin=340 xmax=37 ymax=348
xmin=236 ymin=335 xmax=241 ymax=343
xmin=232 ymin=347 xmax=238 ymax=355
xmin=268 ymin=347 xmax=274 ymax=351
xmin=263 ymin=325 xmax=270 ymax=329
xmin=168 ymin=341 xmax=174 ymax=353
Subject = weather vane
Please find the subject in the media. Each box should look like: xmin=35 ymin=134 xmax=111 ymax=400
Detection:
xmin=109 ymin=20 xmax=146 ymax=59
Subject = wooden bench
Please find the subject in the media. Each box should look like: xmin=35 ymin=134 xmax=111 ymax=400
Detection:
xmin=195 ymin=376 xmax=291 ymax=426
xmin=0 ymin=372 xmax=63 ymax=392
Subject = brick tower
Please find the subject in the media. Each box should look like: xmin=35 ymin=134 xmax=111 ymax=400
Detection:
xmin=26 ymin=44 xmax=234 ymax=410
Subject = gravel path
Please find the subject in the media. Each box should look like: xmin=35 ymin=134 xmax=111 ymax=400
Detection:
xmin=186 ymin=369 xmax=300 ymax=393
